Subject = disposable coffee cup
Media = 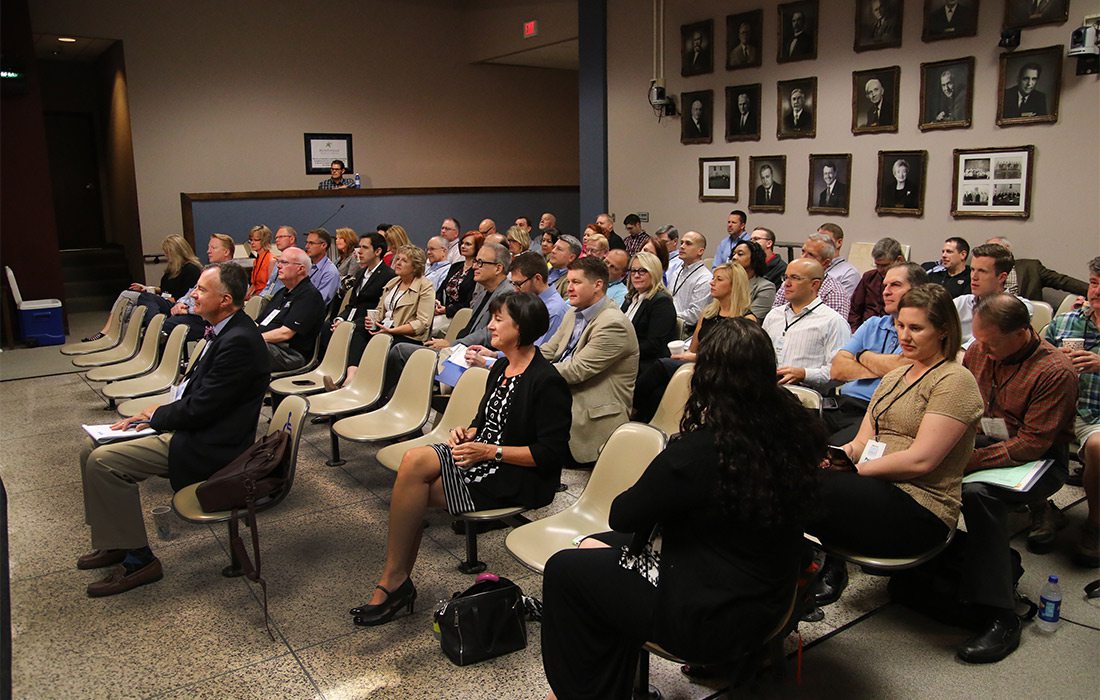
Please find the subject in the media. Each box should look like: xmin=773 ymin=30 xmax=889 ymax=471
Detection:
xmin=151 ymin=505 xmax=173 ymax=541
xmin=667 ymin=340 xmax=686 ymax=356
xmin=366 ymin=309 xmax=381 ymax=325
xmin=1062 ymin=337 xmax=1085 ymax=352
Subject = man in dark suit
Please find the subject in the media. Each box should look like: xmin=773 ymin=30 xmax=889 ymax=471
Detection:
xmin=863 ymin=78 xmax=894 ymax=126
xmin=77 ymin=262 xmax=270 ymax=596
xmin=684 ymin=99 xmax=709 ymax=139
xmin=927 ymin=0 xmax=976 ymax=37
xmin=818 ymin=161 xmax=849 ymax=208
xmin=333 ymin=232 xmax=396 ymax=325
xmin=1002 ymin=63 xmax=1048 ymax=118
xmin=783 ymin=10 xmax=814 ymax=59
xmin=728 ymin=22 xmax=758 ymax=66
xmin=782 ymin=88 xmax=813 ymax=132
xmin=728 ymin=92 xmax=758 ymax=136
xmin=754 ymin=164 xmax=785 ymax=206
xmin=931 ymin=68 xmax=968 ymax=122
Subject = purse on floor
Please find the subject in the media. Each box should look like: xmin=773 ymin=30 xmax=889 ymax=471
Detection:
xmin=435 ymin=574 xmax=528 ymax=666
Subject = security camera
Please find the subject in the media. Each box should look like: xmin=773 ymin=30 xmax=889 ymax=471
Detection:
xmin=999 ymin=29 xmax=1021 ymax=50
xmin=1069 ymin=25 xmax=1099 ymax=56
xmin=649 ymin=79 xmax=669 ymax=106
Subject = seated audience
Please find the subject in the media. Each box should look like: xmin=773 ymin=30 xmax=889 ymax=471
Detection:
xmin=541 ymin=257 xmax=639 ymax=467
xmin=640 ymin=236 xmax=669 ymax=278
xmin=669 ymin=231 xmax=712 ymax=331
xmin=731 ymin=239 xmax=777 ymax=320
xmin=424 ymin=236 xmax=451 ymax=290
xmin=596 ymin=212 xmax=626 ymax=251
xmin=478 ymin=218 xmax=498 ymax=237
xmin=958 ymin=294 xmax=1077 ymax=664
xmin=622 ymin=213 xmax=649 ymax=256
xmin=762 ymin=259 xmax=851 ymax=392
xmin=817 ymin=223 xmax=861 ymax=298
xmin=657 ymin=225 xmax=681 ymax=282
xmin=383 ymin=224 xmax=412 ymax=266
xmin=505 ymin=225 xmax=530 ymax=256
xmin=827 ymin=262 xmax=929 ymax=444
xmin=584 ymin=234 xmax=609 ymax=260
xmin=750 ymin=227 xmax=787 ymax=287
xmin=434 ymin=231 xmax=481 ymax=337
xmin=807 ymin=284 xmax=982 ymax=614
xmin=580 ymin=223 xmax=601 ymax=257
xmin=924 ymin=236 xmax=972 ymax=299
xmin=257 ymin=226 xmax=297 ymax=300
xmin=159 ymin=234 xmax=236 ymax=343
xmin=350 ymin=292 xmax=572 ymax=627
xmin=246 ymin=225 xmax=274 ymax=300
xmin=955 ymin=243 xmax=1034 ymax=347
xmin=986 ymin=236 xmax=1088 ymax=301
xmin=712 ymin=210 xmax=750 ymax=267
xmin=542 ymin=319 xmax=825 ymax=699
xmin=770 ymin=234 xmax=853 ymax=320
xmin=258 ymin=247 xmax=326 ymax=372
xmin=77 ymin=262 xmax=269 ymax=595
xmin=535 ymin=212 xmax=558 ymax=252
xmin=304 ymin=228 xmax=341 ymax=305
xmin=439 ymin=217 xmax=463 ymax=263
xmin=622 ymin=251 xmax=678 ymax=378
xmin=848 ymin=237 xmax=904 ymax=331
xmin=334 ymin=227 xmax=360 ymax=278
xmin=604 ymin=249 xmax=629 ymax=307
xmin=548 ymin=235 xmax=581 ymax=297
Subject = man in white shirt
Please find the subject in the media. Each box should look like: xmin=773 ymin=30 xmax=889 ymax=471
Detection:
xmin=955 ymin=243 xmax=1034 ymax=348
xmin=440 ymin=217 xmax=463 ymax=263
xmin=763 ymin=259 xmax=851 ymax=392
xmin=670 ymin=231 xmax=713 ymax=330
xmin=424 ymin=236 xmax=451 ymax=290
xmin=817 ymin=223 xmax=861 ymax=297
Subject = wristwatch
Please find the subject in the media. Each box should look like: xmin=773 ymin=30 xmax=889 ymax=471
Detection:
xmin=495 ymin=446 xmax=503 ymax=461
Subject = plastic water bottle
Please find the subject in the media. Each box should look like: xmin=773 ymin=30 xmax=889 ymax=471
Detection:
xmin=353 ymin=173 xmax=361 ymax=189
xmin=1037 ymin=574 xmax=1062 ymax=632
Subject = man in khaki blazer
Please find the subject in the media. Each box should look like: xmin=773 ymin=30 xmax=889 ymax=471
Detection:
xmin=541 ymin=257 xmax=639 ymax=466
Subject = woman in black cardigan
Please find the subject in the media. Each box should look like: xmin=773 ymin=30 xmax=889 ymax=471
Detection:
xmin=350 ymin=292 xmax=572 ymax=627
xmin=621 ymin=251 xmax=678 ymax=378
xmin=433 ymin=230 xmax=481 ymax=332
xmin=541 ymin=319 xmax=826 ymax=699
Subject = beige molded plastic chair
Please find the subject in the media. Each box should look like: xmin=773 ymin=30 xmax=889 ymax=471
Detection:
xmin=172 ymin=395 xmax=308 ymax=577
xmin=674 ymin=317 xmax=686 ymax=340
xmin=116 ymin=339 xmax=206 ymax=418
xmin=649 ymin=363 xmax=693 ymax=436
xmin=270 ymin=331 xmax=324 ymax=380
xmin=505 ymin=422 xmax=669 ymax=574
xmin=243 ymin=296 xmax=263 ymax=321
xmin=1056 ymin=294 xmax=1079 ymax=317
xmin=808 ymin=528 xmax=956 ymax=574
xmin=327 ymin=347 xmax=437 ymax=466
xmin=102 ymin=324 xmax=189 ymax=409
xmin=443 ymin=306 xmax=474 ymax=344
xmin=72 ymin=306 xmax=148 ymax=368
xmin=702 ymin=257 xmax=714 ymax=270
xmin=268 ymin=320 xmax=354 ymax=397
xmin=305 ymin=333 xmax=392 ymax=418
xmin=85 ymin=314 xmax=166 ymax=383
xmin=60 ymin=297 xmax=128 ymax=355
xmin=785 ymin=385 xmax=823 ymax=417
xmin=1030 ymin=300 xmax=1053 ymax=335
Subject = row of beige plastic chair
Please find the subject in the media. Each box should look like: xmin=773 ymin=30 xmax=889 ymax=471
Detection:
xmin=269 ymin=320 xmax=354 ymax=398
xmin=72 ymin=307 xmax=148 ymax=368
xmin=442 ymin=306 xmax=473 ymax=345
xmin=648 ymin=363 xmax=693 ymax=436
xmin=784 ymin=385 xmax=823 ymax=416
xmin=304 ymin=333 xmax=392 ymax=449
xmin=116 ymin=339 xmax=206 ymax=418
xmin=85 ymin=314 xmax=166 ymax=384
xmin=1030 ymin=300 xmax=1053 ymax=335
xmin=60 ymin=297 xmax=129 ymax=356
xmin=1056 ymin=293 xmax=1079 ymax=317
xmin=243 ymin=296 xmax=263 ymax=321
xmin=102 ymin=324 xmax=190 ymax=409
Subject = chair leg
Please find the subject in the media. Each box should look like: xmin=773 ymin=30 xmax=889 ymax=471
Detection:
xmin=458 ymin=523 xmax=487 ymax=574
xmin=222 ymin=518 xmax=244 ymax=578
xmin=326 ymin=425 xmax=346 ymax=467
xmin=106 ymin=397 xmax=116 ymax=411
xmin=632 ymin=649 xmax=661 ymax=700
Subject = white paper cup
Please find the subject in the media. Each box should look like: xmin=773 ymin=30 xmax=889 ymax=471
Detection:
xmin=151 ymin=505 xmax=173 ymax=540
xmin=1062 ymin=337 xmax=1085 ymax=352
xmin=365 ymin=309 xmax=381 ymax=325
xmin=667 ymin=340 xmax=686 ymax=356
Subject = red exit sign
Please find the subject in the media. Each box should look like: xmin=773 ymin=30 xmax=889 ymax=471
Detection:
xmin=523 ymin=20 xmax=539 ymax=38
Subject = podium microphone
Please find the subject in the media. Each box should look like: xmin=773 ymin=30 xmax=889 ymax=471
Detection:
xmin=317 ymin=203 xmax=345 ymax=229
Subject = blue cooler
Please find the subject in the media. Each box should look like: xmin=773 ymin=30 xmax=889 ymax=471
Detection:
xmin=5 ymin=266 xmax=65 ymax=346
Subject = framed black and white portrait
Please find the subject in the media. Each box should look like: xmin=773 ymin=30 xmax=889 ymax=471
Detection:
xmin=749 ymin=155 xmax=787 ymax=212
xmin=1004 ymin=0 xmax=1070 ymax=29
xmin=777 ymin=1 xmax=818 ymax=63
xmin=855 ymin=0 xmax=903 ymax=52
xmin=726 ymin=83 xmax=762 ymax=142
xmin=876 ymin=150 xmax=927 ymax=216
xmin=952 ymin=145 xmax=1034 ymax=218
xmin=726 ymin=10 xmax=764 ymax=70
xmin=699 ymin=157 xmax=740 ymax=202
xmin=681 ymin=90 xmax=714 ymax=144
xmin=681 ymin=20 xmax=714 ymax=77
xmin=852 ymin=66 xmax=900 ymax=134
xmin=922 ymin=0 xmax=980 ymax=42
xmin=919 ymin=57 xmax=973 ymax=130
xmin=777 ymin=77 xmax=817 ymax=139
xmin=808 ymin=154 xmax=853 ymax=215
xmin=997 ymin=45 xmax=1062 ymax=126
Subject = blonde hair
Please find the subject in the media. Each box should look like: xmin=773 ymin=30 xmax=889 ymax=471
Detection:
xmin=625 ymin=251 xmax=667 ymax=302
xmin=210 ymin=234 xmax=235 ymax=257
xmin=249 ymin=225 xmax=272 ymax=248
xmin=395 ymin=244 xmax=427 ymax=278
xmin=586 ymin=234 xmax=609 ymax=255
xmin=162 ymin=234 xmax=200 ymax=277
xmin=335 ymin=227 xmax=359 ymax=263
xmin=506 ymin=225 xmax=530 ymax=251
xmin=702 ymin=262 xmax=751 ymax=319
xmin=385 ymin=225 xmax=412 ymax=251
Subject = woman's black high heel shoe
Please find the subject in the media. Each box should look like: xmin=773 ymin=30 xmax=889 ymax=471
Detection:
xmin=351 ymin=579 xmax=417 ymax=626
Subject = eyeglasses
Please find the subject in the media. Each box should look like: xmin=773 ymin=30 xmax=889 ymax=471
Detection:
xmin=510 ymin=275 xmax=531 ymax=288
xmin=276 ymin=260 xmax=304 ymax=268
xmin=305 ymin=240 xmax=323 ymax=247
xmin=473 ymin=259 xmax=500 ymax=268
xmin=628 ymin=268 xmax=650 ymax=275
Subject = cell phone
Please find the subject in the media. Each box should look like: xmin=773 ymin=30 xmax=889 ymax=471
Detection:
xmin=822 ymin=397 xmax=839 ymax=410
xmin=826 ymin=445 xmax=856 ymax=472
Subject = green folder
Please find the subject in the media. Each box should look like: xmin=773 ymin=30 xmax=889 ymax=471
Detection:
xmin=962 ymin=459 xmax=1053 ymax=492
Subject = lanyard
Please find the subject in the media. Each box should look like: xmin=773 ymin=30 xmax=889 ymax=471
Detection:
xmin=872 ymin=358 xmax=947 ymax=435
xmin=386 ymin=284 xmax=411 ymax=314
xmin=987 ymin=361 xmax=1023 ymax=415
xmin=673 ymin=263 xmax=704 ymax=295
xmin=784 ymin=300 xmax=821 ymax=335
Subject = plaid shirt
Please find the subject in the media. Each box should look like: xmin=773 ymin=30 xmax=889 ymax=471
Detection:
xmin=963 ymin=338 xmax=1078 ymax=470
xmin=1045 ymin=307 xmax=1100 ymax=423
xmin=317 ymin=177 xmax=354 ymax=190
xmin=772 ymin=273 xmax=852 ymax=321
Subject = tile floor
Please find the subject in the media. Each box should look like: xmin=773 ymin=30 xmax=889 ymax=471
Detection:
xmin=2 ymin=369 xmax=1098 ymax=699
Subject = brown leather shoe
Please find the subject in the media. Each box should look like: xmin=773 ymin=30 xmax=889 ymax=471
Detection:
xmin=322 ymin=375 xmax=339 ymax=392
xmin=76 ymin=549 xmax=126 ymax=570
xmin=86 ymin=559 xmax=163 ymax=597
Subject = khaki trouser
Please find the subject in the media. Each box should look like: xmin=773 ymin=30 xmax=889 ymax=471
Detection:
xmin=80 ymin=433 xmax=172 ymax=550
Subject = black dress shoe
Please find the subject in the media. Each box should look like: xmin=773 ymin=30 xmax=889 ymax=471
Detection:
xmin=351 ymin=578 xmax=417 ymax=626
xmin=957 ymin=614 xmax=1021 ymax=664
xmin=812 ymin=556 xmax=849 ymax=606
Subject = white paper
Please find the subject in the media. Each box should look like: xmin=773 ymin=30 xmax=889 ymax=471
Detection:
xmin=82 ymin=423 xmax=157 ymax=443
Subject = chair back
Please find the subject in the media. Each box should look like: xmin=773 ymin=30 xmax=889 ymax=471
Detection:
xmin=315 ymin=320 xmax=355 ymax=379
xmin=444 ymin=307 xmax=474 ymax=344
xmin=132 ymin=313 xmax=167 ymax=367
xmin=155 ymin=323 xmax=190 ymax=383
xmin=4 ymin=266 xmax=23 ymax=306
xmin=1030 ymin=300 xmax=1053 ymax=335
xmin=263 ymin=395 xmax=309 ymax=506
xmin=702 ymin=257 xmax=714 ymax=270
xmin=337 ymin=288 xmax=353 ymax=316
xmin=347 ymin=332 xmax=392 ymax=395
xmin=243 ymin=296 xmax=263 ymax=321
xmin=848 ymin=242 xmax=875 ymax=274
xmin=270 ymin=330 xmax=324 ymax=380
xmin=575 ymin=422 xmax=668 ymax=527
xmin=386 ymin=347 xmax=438 ymax=425
xmin=649 ymin=363 xmax=693 ymax=436
xmin=73 ymin=306 xmax=147 ymax=367
xmin=1056 ymin=294 xmax=1079 ymax=317
xmin=184 ymin=338 xmax=207 ymax=373
xmin=784 ymin=385 xmax=823 ymax=417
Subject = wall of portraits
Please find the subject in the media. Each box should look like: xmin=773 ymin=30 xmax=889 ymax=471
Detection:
xmin=606 ymin=0 xmax=1098 ymax=276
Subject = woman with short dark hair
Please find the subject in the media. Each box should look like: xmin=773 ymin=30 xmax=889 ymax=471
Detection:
xmin=731 ymin=240 xmax=777 ymax=320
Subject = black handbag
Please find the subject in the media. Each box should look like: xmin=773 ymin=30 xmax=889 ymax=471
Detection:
xmin=436 ymin=575 xmax=528 ymax=666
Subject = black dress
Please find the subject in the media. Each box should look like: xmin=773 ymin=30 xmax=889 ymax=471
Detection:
xmin=437 ymin=261 xmax=475 ymax=318
xmin=542 ymin=430 xmax=804 ymax=700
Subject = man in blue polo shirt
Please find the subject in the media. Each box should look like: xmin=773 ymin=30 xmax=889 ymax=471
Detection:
xmin=826 ymin=262 xmax=929 ymax=443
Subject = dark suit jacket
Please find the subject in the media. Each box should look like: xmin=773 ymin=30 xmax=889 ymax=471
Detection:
xmin=338 ymin=262 xmax=396 ymax=321
xmin=606 ymin=231 xmax=627 ymax=251
xmin=884 ymin=183 xmax=919 ymax=209
xmin=150 ymin=309 xmax=271 ymax=490
xmin=783 ymin=107 xmax=813 ymax=132
xmin=818 ymin=181 xmax=848 ymax=208
xmin=1002 ymin=88 xmax=1048 ymax=118
xmin=728 ymin=111 xmax=758 ymax=135
xmin=754 ymin=182 xmax=785 ymax=206
xmin=622 ymin=290 xmax=678 ymax=369
xmin=927 ymin=3 xmax=975 ymax=36
xmin=1014 ymin=259 xmax=1088 ymax=301
xmin=784 ymin=31 xmax=813 ymax=58
xmin=865 ymin=99 xmax=894 ymax=126
xmin=684 ymin=118 xmax=709 ymax=139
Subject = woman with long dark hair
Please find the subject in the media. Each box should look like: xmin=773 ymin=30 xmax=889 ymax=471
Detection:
xmin=731 ymin=239 xmax=777 ymax=320
xmin=541 ymin=318 xmax=826 ymax=699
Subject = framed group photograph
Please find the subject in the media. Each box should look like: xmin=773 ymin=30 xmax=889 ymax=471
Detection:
xmin=808 ymin=154 xmax=853 ymax=215
xmin=876 ymin=150 xmax=927 ymax=216
xmin=777 ymin=77 xmax=817 ymax=139
xmin=952 ymin=145 xmax=1034 ymax=218
xmin=681 ymin=90 xmax=714 ymax=144
xmin=682 ymin=20 xmax=714 ymax=77
xmin=699 ymin=157 xmax=739 ymax=202
xmin=1004 ymin=0 xmax=1069 ymax=29
xmin=855 ymin=0 xmax=903 ymax=52
xmin=726 ymin=10 xmax=764 ymax=70
xmin=922 ymin=0 xmax=980 ymax=41
xmin=919 ymin=57 xmax=974 ymax=130
xmin=777 ymin=1 xmax=818 ymax=63
xmin=852 ymin=66 xmax=900 ymax=134
xmin=749 ymin=156 xmax=787 ymax=212
xmin=997 ymin=46 xmax=1062 ymax=126
xmin=726 ymin=84 xmax=762 ymax=141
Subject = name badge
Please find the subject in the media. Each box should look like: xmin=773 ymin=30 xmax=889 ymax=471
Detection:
xmin=859 ymin=439 xmax=887 ymax=463
xmin=171 ymin=381 xmax=186 ymax=402
xmin=980 ymin=417 xmax=1010 ymax=441
xmin=345 ymin=309 xmax=356 ymax=321
xmin=260 ymin=308 xmax=282 ymax=326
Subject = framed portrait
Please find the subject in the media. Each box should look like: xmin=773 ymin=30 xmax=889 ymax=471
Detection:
xmin=997 ymin=45 xmax=1062 ymax=126
xmin=726 ymin=10 xmax=764 ymax=70
xmin=1004 ymin=0 xmax=1069 ymax=29
xmin=807 ymin=154 xmax=853 ymax=215
xmin=304 ymin=133 xmax=353 ymax=175
xmin=952 ymin=145 xmax=1034 ymax=218
xmin=777 ymin=1 xmax=818 ymax=63
xmin=681 ymin=20 xmax=714 ymax=77
xmin=922 ymin=0 xmax=980 ymax=42
xmin=876 ymin=150 xmax=927 ymax=216
xmin=777 ymin=77 xmax=817 ymax=139
xmin=726 ymin=84 xmax=762 ymax=142
xmin=919 ymin=57 xmax=974 ymax=130
xmin=855 ymin=0 xmax=903 ymax=52
xmin=681 ymin=90 xmax=714 ymax=145
xmin=699 ymin=157 xmax=740 ymax=202
xmin=749 ymin=155 xmax=787 ymax=212
xmin=852 ymin=66 xmax=900 ymax=134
